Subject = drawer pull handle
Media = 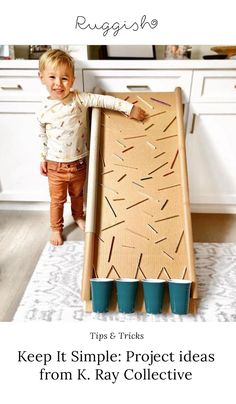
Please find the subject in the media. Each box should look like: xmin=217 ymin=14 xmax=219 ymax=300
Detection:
xmin=126 ymin=85 xmax=150 ymax=91
xmin=0 ymin=84 xmax=23 ymax=90
xmin=190 ymin=113 xmax=197 ymax=134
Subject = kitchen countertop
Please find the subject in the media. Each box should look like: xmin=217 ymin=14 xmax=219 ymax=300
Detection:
xmin=1 ymin=59 xmax=236 ymax=69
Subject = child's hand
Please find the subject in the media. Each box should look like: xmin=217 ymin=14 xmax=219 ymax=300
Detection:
xmin=40 ymin=161 xmax=48 ymax=176
xmin=129 ymin=105 xmax=146 ymax=121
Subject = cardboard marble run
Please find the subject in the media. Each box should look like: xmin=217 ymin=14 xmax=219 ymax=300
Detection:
xmin=81 ymin=88 xmax=197 ymax=313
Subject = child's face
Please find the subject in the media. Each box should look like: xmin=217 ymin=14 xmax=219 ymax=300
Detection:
xmin=39 ymin=63 xmax=74 ymax=100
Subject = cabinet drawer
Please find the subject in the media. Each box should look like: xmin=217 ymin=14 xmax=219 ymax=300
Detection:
xmin=191 ymin=70 xmax=236 ymax=102
xmin=82 ymin=70 xmax=192 ymax=102
xmin=0 ymin=69 xmax=46 ymax=101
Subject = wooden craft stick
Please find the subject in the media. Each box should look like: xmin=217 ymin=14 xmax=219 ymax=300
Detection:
xmin=117 ymin=174 xmax=127 ymax=182
xmin=163 ymin=266 xmax=171 ymax=278
xmin=137 ymin=95 xmax=154 ymax=109
xmin=96 ymin=235 xmax=104 ymax=243
xmin=175 ymin=230 xmax=184 ymax=253
xmin=148 ymin=161 xmax=168 ymax=175
xmin=163 ymin=171 xmax=174 ymax=177
xmin=108 ymin=236 xmax=115 ymax=262
xmin=122 ymin=146 xmax=134 ymax=153
xmin=140 ymin=176 xmax=153 ymax=181
xmin=147 ymin=223 xmax=159 ymax=234
xmin=182 ymin=267 xmax=188 ymax=280
xmin=126 ymin=198 xmax=149 ymax=209
xmin=114 ymin=163 xmax=138 ymax=170
xmin=163 ymin=116 xmax=176 ymax=132
xmin=102 ymin=170 xmax=114 ymax=175
xmin=157 ymin=267 xmax=164 ymax=279
xmin=101 ymin=220 xmax=125 ymax=232
xmin=154 ymin=151 xmax=166 ymax=159
xmin=150 ymin=97 xmax=171 ymax=107
xmin=106 ymin=266 xmax=113 ymax=278
xmin=146 ymin=141 xmax=156 ymax=150
xmin=93 ymin=266 xmax=98 ymax=279
xmin=100 ymin=184 xmax=119 ymax=195
xmin=145 ymin=123 xmax=155 ymax=131
xmin=115 ymin=139 xmax=126 ymax=148
xmin=170 ymin=150 xmax=179 ymax=169
xmin=155 ymin=215 xmax=179 ymax=223
xmin=156 ymin=135 xmax=177 ymax=142
xmin=126 ymin=228 xmax=150 ymax=240
xmin=139 ymin=267 xmax=146 ymax=279
xmin=135 ymin=253 xmax=144 ymax=278
xmin=148 ymin=111 xmax=167 ymax=118
xmin=107 ymin=265 xmax=120 ymax=279
xmin=132 ymin=181 xmax=144 ymax=188
xmin=105 ymin=196 xmax=117 ymax=217
xmin=155 ymin=237 xmax=167 ymax=244
xmin=123 ymin=134 xmax=147 ymax=140
xmin=113 ymin=266 xmax=121 ymax=278
xmin=161 ymin=199 xmax=169 ymax=210
xmin=158 ymin=184 xmax=181 ymax=191
xmin=112 ymin=153 xmax=124 ymax=161
xmin=142 ymin=210 xmax=154 ymax=217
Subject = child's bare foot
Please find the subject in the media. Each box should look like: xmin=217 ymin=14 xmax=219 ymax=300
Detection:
xmin=50 ymin=230 xmax=63 ymax=246
xmin=75 ymin=217 xmax=85 ymax=231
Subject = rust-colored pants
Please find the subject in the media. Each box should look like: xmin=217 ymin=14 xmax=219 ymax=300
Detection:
xmin=47 ymin=159 xmax=86 ymax=232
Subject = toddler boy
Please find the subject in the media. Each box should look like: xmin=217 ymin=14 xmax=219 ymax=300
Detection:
xmin=37 ymin=49 xmax=145 ymax=245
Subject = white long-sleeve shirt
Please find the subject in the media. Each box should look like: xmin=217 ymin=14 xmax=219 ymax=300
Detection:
xmin=36 ymin=91 xmax=133 ymax=162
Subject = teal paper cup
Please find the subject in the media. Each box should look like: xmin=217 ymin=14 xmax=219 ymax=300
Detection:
xmin=168 ymin=279 xmax=192 ymax=314
xmin=116 ymin=279 xmax=139 ymax=313
xmin=142 ymin=279 xmax=166 ymax=314
xmin=90 ymin=278 xmax=114 ymax=313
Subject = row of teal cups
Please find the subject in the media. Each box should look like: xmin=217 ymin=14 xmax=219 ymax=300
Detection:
xmin=90 ymin=278 xmax=192 ymax=315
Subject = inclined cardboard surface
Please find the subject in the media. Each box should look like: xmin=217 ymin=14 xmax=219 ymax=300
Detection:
xmin=83 ymin=89 xmax=197 ymax=312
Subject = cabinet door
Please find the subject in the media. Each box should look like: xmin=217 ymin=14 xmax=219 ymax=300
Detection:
xmin=82 ymin=69 xmax=192 ymax=103
xmin=186 ymin=103 xmax=236 ymax=211
xmin=0 ymin=102 xmax=49 ymax=201
xmin=0 ymin=69 xmax=46 ymax=101
xmin=191 ymin=70 xmax=236 ymax=102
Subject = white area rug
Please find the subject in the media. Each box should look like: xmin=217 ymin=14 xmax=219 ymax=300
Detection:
xmin=13 ymin=242 xmax=236 ymax=322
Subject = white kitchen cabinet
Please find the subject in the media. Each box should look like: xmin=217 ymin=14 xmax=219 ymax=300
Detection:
xmin=186 ymin=102 xmax=236 ymax=211
xmin=83 ymin=69 xmax=192 ymax=103
xmin=82 ymin=68 xmax=192 ymax=133
xmin=0 ymin=69 xmax=45 ymax=101
xmin=0 ymin=69 xmax=48 ymax=202
xmin=191 ymin=70 xmax=236 ymax=103
xmin=0 ymin=102 xmax=49 ymax=201
xmin=1 ymin=60 xmax=236 ymax=212
xmin=0 ymin=69 xmax=49 ymax=202
xmin=0 ymin=68 xmax=83 ymax=101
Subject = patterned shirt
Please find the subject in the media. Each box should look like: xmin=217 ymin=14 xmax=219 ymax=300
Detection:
xmin=36 ymin=91 xmax=133 ymax=162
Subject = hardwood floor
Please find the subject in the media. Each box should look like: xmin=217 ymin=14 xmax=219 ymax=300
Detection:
xmin=0 ymin=211 xmax=236 ymax=321
xmin=0 ymin=210 xmax=84 ymax=321
xmin=192 ymin=213 xmax=236 ymax=242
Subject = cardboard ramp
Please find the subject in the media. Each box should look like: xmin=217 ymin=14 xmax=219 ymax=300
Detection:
xmin=82 ymin=87 xmax=197 ymax=313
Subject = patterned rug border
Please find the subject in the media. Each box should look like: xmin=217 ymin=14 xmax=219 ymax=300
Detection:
xmin=13 ymin=241 xmax=236 ymax=322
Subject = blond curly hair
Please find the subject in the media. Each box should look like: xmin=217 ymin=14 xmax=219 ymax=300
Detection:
xmin=39 ymin=48 xmax=75 ymax=76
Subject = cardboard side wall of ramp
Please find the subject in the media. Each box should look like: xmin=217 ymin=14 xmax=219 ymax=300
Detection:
xmin=82 ymin=88 xmax=197 ymax=313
